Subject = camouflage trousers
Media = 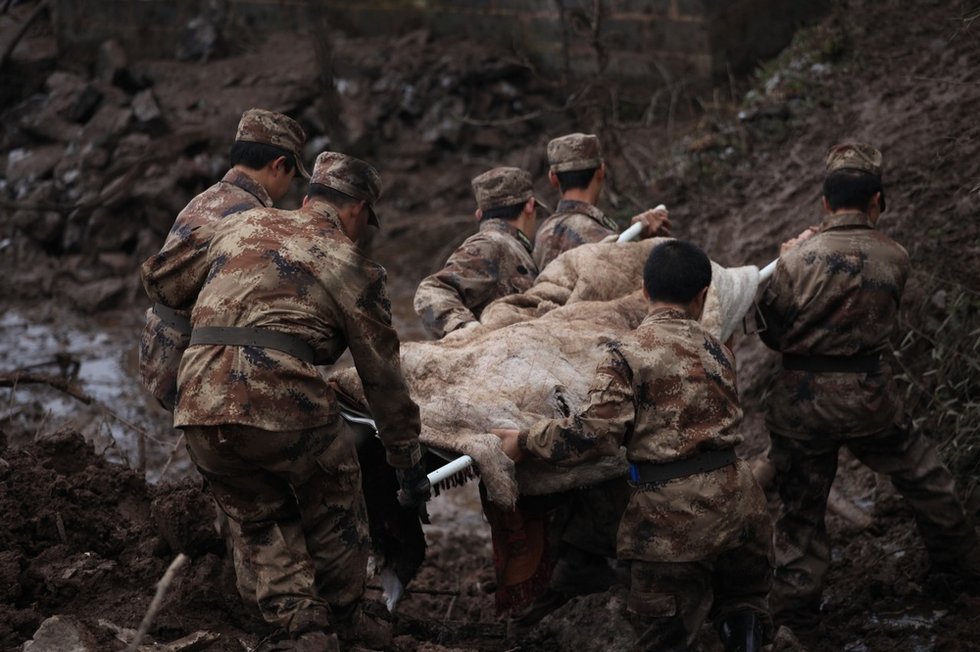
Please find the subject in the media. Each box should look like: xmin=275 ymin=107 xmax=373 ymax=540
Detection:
xmin=184 ymin=419 xmax=370 ymax=637
xmin=627 ymin=534 xmax=773 ymax=651
xmin=769 ymin=424 xmax=977 ymax=612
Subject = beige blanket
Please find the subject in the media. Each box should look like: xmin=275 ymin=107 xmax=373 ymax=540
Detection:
xmin=333 ymin=239 xmax=761 ymax=507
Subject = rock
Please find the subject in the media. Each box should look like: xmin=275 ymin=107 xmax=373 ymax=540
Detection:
xmin=176 ymin=16 xmax=219 ymax=62
xmin=95 ymin=39 xmax=128 ymax=84
xmin=131 ymin=89 xmax=165 ymax=133
xmin=530 ymin=587 xmax=635 ymax=651
xmin=69 ymin=277 xmax=129 ymax=312
xmin=80 ymin=104 xmax=133 ymax=148
xmin=66 ymin=85 xmax=104 ymax=124
xmin=22 ymin=615 xmax=98 ymax=652
xmin=11 ymin=209 xmax=64 ymax=249
xmin=6 ymin=145 xmax=64 ymax=186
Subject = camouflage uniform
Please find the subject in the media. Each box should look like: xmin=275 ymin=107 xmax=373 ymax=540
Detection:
xmin=758 ymin=143 xmax=977 ymax=613
xmin=533 ymin=133 xmax=619 ymax=270
xmin=140 ymin=152 xmax=422 ymax=639
xmin=533 ymin=199 xmax=619 ymax=271
xmin=138 ymin=108 xmax=308 ymax=410
xmin=414 ymin=167 xmax=539 ymax=338
xmin=520 ymin=307 xmax=773 ymax=649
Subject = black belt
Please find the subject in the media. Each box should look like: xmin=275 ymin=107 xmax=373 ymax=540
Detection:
xmin=152 ymin=303 xmax=191 ymax=335
xmin=782 ymin=353 xmax=880 ymax=373
xmin=189 ymin=326 xmax=315 ymax=364
xmin=628 ymin=448 xmax=736 ymax=486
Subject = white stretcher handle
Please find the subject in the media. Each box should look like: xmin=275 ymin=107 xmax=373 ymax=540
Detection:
xmin=617 ymin=204 xmax=667 ymax=243
xmin=341 ymin=407 xmax=473 ymax=487
xmin=759 ymin=258 xmax=779 ymax=282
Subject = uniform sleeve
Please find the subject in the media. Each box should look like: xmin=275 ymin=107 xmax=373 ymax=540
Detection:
xmin=139 ymin=225 xmax=212 ymax=310
xmin=757 ymin=257 xmax=797 ymax=352
xmin=521 ymin=346 xmax=634 ymax=466
xmin=413 ymin=238 xmax=499 ymax=338
xmin=341 ymin=259 xmax=422 ymax=468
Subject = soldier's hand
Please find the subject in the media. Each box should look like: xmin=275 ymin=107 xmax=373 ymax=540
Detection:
xmin=490 ymin=428 xmax=524 ymax=462
xmin=630 ymin=206 xmax=671 ymax=238
xmin=779 ymin=226 xmax=819 ymax=256
xmin=395 ymin=461 xmax=431 ymax=509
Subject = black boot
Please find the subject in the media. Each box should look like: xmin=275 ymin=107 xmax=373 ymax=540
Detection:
xmin=718 ymin=610 xmax=762 ymax=652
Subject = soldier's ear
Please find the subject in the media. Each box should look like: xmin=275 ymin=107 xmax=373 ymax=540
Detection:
xmin=548 ymin=169 xmax=560 ymax=188
xmin=475 ymin=208 xmax=483 ymax=221
xmin=821 ymin=196 xmax=832 ymax=213
xmin=525 ymin=197 xmax=535 ymax=214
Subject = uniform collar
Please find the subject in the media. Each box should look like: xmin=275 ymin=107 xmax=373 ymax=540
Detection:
xmin=645 ymin=306 xmax=693 ymax=322
xmin=221 ymin=168 xmax=274 ymax=208
xmin=306 ymin=200 xmax=345 ymax=231
xmin=820 ymin=210 xmax=874 ymax=231
xmin=480 ymin=218 xmax=534 ymax=253
xmin=556 ymin=198 xmax=619 ymax=231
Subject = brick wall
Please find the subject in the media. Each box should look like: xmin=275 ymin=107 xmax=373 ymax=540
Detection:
xmin=51 ymin=0 xmax=828 ymax=86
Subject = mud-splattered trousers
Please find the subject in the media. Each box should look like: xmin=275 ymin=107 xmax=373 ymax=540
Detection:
xmin=413 ymin=218 xmax=537 ymax=338
xmin=141 ymin=200 xmax=422 ymax=635
xmin=758 ymin=210 xmax=976 ymax=612
xmin=532 ymin=198 xmax=619 ymax=271
xmin=185 ymin=420 xmax=369 ymax=635
xmin=520 ymin=308 xmax=773 ymax=648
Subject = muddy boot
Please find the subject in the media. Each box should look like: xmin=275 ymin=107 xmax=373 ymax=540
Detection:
xmin=551 ymin=547 xmax=618 ymax=596
xmin=258 ymin=631 xmax=340 ymax=652
xmin=333 ymin=601 xmax=393 ymax=650
xmin=295 ymin=631 xmax=341 ymax=652
xmin=718 ymin=610 xmax=763 ymax=652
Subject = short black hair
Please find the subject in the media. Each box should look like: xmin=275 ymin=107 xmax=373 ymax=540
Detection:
xmin=643 ymin=239 xmax=712 ymax=304
xmin=555 ymin=167 xmax=598 ymax=192
xmin=306 ymin=183 xmax=359 ymax=208
xmin=823 ymin=168 xmax=885 ymax=212
xmin=230 ymin=140 xmax=297 ymax=173
xmin=481 ymin=202 xmax=525 ymax=221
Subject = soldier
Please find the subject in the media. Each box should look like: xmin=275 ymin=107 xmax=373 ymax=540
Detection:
xmin=758 ymin=143 xmax=980 ymax=621
xmin=140 ymin=152 xmax=430 ymax=651
xmin=494 ymin=240 xmax=773 ymax=651
xmin=139 ymin=108 xmax=309 ymax=410
xmin=138 ymin=108 xmax=308 ymax=613
xmin=533 ymin=132 xmax=671 ymax=270
xmin=413 ymin=166 xmax=542 ymax=338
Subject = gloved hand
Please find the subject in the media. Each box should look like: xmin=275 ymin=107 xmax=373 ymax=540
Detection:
xmin=395 ymin=460 xmax=431 ymax=509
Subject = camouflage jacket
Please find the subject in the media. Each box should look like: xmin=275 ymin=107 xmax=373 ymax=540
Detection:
xmin=414 ymin=218 xmax=538 ymax=338
xmin=532 ymin=199 xmax=618 ymax=270
xmin=138 ymin=169 xmax=273 ymax=409
xmin=758 ymin=210 xmax=910 ymax=439
xmin=521 ymin=308 xmax=766 ymax=562
xmin=140 ymin=200 xmax=422 ymax=467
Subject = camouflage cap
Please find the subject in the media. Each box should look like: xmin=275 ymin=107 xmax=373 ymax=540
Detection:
xmin=472 ymin=167 xmax=546 ymax=212
xmin=547 ymin=133 xmax=603 ymax=173
xmin=235 ymin=108 xmax=311 ymax=179
xmin=310 ymin=151 xmax=382 ymax=227
xmin=825 ymin=143 xmax=883 ymax=178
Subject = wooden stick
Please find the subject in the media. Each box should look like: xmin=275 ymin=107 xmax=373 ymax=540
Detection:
xmin=0 ymin=371 xmax=93 ymax=404
xmin=124 ymin=553 xmax=189 ymax=652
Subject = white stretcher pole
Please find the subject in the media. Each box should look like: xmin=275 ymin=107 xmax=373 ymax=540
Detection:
xmin=616 ymin=204 xmax=667 ymax=243
xmin=759 ymin=258 xmax=779 ymax=282
xmin=340 ymin=407 xmax=475 ymax=486
xmin=426 ymin=454 xmax=474 ymax=486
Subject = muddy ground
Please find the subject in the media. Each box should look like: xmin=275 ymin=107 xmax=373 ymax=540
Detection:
xmin=2 ymin=0 xmax=980 ymax=650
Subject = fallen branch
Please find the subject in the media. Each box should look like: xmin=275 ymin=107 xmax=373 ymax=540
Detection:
xmin=0 ymin=372 xmax=93 ymax=404
xmin=124 ymin=553 xmax=189 ymax=652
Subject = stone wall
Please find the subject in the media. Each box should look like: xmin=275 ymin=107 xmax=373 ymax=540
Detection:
xmin=51 ymin=0 xmax=828 ymax=86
